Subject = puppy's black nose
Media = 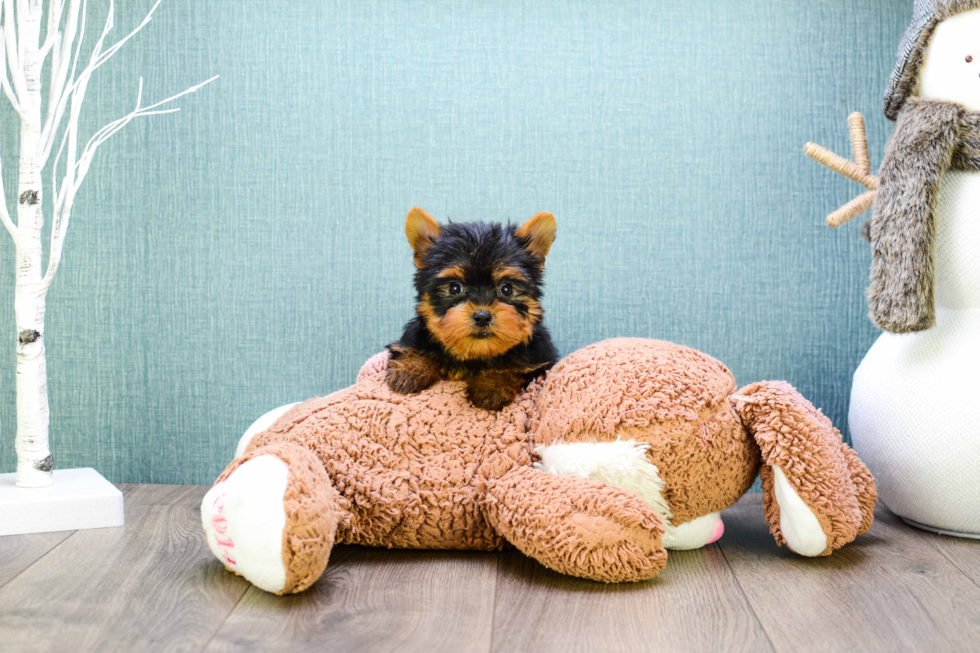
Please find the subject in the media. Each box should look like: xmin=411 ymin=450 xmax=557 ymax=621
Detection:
xmin=472 ymin=310 xmax=493 ymax=327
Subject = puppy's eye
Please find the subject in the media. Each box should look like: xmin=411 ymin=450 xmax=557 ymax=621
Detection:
xmin=448 ymin=282 xmax=463 ymax=296
xmin=500 ymin=283 xmax=513 ymax=297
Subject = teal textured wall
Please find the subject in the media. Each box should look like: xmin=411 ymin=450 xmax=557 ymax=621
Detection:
xmin=0 ymin=1 xmax=908 ymax=484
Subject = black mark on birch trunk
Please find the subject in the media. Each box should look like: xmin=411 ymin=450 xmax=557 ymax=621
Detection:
xmin=19 ymin=190 xmax=39 ymax=205
xmin=34 ymin=455 xmax=54 ymax=472
xmin=18 ymin=329 xmax=41 ymax=345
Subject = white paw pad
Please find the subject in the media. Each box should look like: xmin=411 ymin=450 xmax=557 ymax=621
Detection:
xmin=201 ymin=455 xmax=290 ymax=593
xmin=772 ymin=465 xmax=828 ymax=556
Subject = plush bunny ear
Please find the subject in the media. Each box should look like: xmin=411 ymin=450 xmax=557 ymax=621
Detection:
xmin=405 ymin=207 xmax=441 ymax=267
xmin=867 ymin=98 xmax=964 ymax=333
xmin=515 ymin=212 xmax=557 ymax=260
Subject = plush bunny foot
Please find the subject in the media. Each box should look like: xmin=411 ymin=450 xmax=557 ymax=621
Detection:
xmin=733 ymin=381 xmax=877 ymax=557
xmin=202 ymin=455 xmax=291 ymax=592
xmin=481 ymin=462 xmax=668 ymax=582
xmin=535 ymin=439 xmax=724 ymax=551
xmin=663 ymin=512 xmax=725 ymax=550
xmin=202 ymin=442 xmax=341 ymax=594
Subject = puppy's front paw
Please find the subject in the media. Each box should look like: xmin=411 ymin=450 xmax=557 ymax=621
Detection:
xmin=466 ymin=371 xmax=523 ymax=411
xmin=385 ymin=349 xmax=443 ymax=394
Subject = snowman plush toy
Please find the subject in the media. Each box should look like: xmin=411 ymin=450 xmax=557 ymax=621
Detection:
xmin=835 ymin=1 xmax=980 ymax=537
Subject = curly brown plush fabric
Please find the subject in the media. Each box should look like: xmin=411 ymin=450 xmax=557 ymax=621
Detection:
xmin=868 ymin=98 xmax=980 ymax=332
xmin=841 ymin=444 xmax=878 ymax=536
xmin=482 ymin=465 xmax=668 ymax=582
xmin=246 ymin=369 xmax=542 ymax=551
xmin=732 ymin=382 xmax=876 ymax=555
xmin=534 ymin=338 xmax=759 ymax=525
xmin=210 ymin=338 xmax=875 ymax=592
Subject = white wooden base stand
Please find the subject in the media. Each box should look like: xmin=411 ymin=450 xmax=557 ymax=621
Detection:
xmin=0 ymin=468 xmax=125 ymax=536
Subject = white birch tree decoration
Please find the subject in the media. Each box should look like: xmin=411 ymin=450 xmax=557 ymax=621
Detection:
xmin=0 ymin=0 xmax=216 ymax=489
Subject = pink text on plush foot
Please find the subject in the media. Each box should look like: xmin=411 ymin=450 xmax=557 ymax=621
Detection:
xmin=210 ymin=493 xmax=237 ymax=565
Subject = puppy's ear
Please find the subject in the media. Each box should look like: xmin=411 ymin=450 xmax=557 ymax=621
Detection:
xmin=515 ymin=212 xmax=556 ymax=260
xmin=405 ymin=207 xmax=441 ymax=267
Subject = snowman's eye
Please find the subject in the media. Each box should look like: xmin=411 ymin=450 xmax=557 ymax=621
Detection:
xmin=968 ymin=55 xmax=974 ymax=63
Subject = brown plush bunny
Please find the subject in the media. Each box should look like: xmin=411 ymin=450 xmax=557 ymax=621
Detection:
xmin=201 ymin=338 xmax=875 ymax=594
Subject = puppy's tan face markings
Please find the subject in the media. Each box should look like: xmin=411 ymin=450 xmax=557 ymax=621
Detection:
xmin=418 ymin=294 xmax=535 ymax=360
xmin=492 ymin=266 xmax=528 ymax=284
xmin=436 ymin=265 xmax=467 ymax=281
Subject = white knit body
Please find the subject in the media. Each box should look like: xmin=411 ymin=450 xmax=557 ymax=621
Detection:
xmin=849 ymin=170 xmax=980 ymax=535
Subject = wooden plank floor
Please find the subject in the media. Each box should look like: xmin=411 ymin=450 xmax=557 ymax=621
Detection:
xmin=1 ymin=487 xmax=978 ymax=652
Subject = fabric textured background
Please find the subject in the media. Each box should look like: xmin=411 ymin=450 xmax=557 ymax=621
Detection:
xmin=0 ymin=0 xmax=906 ymax=484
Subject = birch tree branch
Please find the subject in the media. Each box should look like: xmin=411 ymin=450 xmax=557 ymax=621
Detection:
xmin=14 ymin=0 xmax=24 ymax=61
xmin=0 ymin=148 xmax=16 ymax=238
xmin=0 ymin=207 xmax=13 ymax=239
xmin=89 ymin=1 xmax=162 ymax=73
xmin=43 ymin=73 xmax=218 ymax=287
xmin=1 ymin=25 xmax=23 ymax=112
xmin=41 ymin=0 xmax=80 ymax=146
xmin=48 ymin=7 xmax=89 ymax=242
xmin=2 ymin=0 xmax=27 ymax=108
xmin=0 ymin=1 xmax=19 ymax=236
xmin=37 ymin=0 xmax=62 ymax=62
xmin=75 ymin=75 xmax=217 ymax=185
xmin=42 ymin=0 xmax=86 ymax=167
xmin=46 ymin=0 xmax=64 ymax=43
xmin=40 ymin=0 xmax=88 ymax=164
xmin=40 ymin=0 xmax=167 ymax=167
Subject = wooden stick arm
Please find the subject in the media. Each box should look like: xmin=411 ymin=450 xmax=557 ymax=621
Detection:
xmin=804 ymin=143 xmax=879 ymax=191
xmin=805 ymin=112 xmax=880 ymax=228
xmin=827 ymin=190 xmax=876 ymax=228
xmin=849 ymin=112 xmax=871 ymax=175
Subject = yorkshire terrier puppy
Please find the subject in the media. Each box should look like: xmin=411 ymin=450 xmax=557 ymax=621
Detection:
xmin=386 ymin=207 xmax=559 ymax=411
